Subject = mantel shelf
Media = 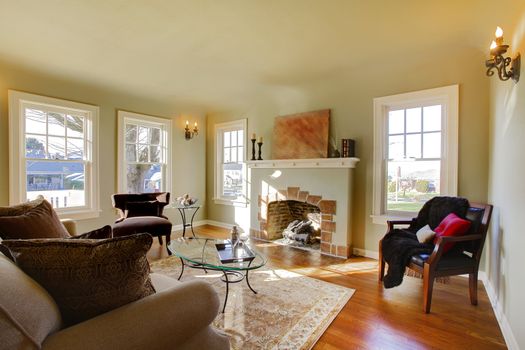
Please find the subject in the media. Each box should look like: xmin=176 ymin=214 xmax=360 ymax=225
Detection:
xmin=246 ymin=157 xmax=360 ymax=169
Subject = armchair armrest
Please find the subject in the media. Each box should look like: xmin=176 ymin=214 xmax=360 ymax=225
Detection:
xmin=427 ymin=234 xmax=483 ymax=265
xmin=386 ymin=219 xmax=414 ymax=231
xmin=60 ymin=219 xmax=77 ymax=236
xmin=42 ymin=280 xmax=228 ymax=350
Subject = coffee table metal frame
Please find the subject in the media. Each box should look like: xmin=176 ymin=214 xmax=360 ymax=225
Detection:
xmin=168 ymin=238 xmax=266 ymax=313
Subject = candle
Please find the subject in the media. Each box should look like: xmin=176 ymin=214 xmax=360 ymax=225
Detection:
xmin=259 ymin=136 xmax=263 ymax=143
xmin=495 ymin=26 xmax=504 ymax=46
xmin=252 ymin=133 xmax=256 ymax=140
xmin=185 ymin=120 xmax=189 ymax=126
xmin=194 ymin=122 xmax=198 ymax=127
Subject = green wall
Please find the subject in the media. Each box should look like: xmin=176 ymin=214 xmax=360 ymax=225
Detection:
xmin=206 ymin=47 xmax=490 ymax=254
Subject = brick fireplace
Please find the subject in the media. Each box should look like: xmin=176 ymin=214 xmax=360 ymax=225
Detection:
xmin=250 ymin=185 xmax=348 ymax=258
xmin=247 ymin=162 xmax=358 ymax=259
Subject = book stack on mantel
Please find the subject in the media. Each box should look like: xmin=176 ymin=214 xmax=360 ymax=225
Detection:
xmin=341 ymin=139 xmax=355 ymax=158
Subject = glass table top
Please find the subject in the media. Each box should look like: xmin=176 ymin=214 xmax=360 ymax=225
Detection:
xmin=168 ymin=237 xmax=267 ymax=271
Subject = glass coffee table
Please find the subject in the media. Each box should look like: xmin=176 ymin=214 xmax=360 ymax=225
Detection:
xmin=168 ymin=237 xmax=267 ymax=312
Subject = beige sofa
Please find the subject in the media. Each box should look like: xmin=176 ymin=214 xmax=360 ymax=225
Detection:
xmin=0 ymin=222 xmax=230 ymax=350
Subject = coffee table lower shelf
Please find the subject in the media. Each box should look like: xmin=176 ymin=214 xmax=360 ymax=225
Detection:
xmin=177 ymin=258 xmax=258 ymax=313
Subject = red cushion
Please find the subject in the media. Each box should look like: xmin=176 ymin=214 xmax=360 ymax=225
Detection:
xmin=433 ymin=213 xmax=471 ymax=253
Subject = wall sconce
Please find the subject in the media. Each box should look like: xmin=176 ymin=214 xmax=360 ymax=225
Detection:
xmin=184 ymin=120 xmax=199 ymax=140
xmin=486 ymin=26 xmax=520 ymax=83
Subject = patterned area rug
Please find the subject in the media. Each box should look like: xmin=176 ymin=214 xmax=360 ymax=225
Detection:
xmin=150 ymin=256 xmax=354 ymax=350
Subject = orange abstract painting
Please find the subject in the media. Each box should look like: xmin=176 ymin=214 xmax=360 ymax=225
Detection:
xmin=272 ymin=109 xmax=330 ymax=159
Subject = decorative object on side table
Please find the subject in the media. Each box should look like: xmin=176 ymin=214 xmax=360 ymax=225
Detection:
xmin=250 ymin=133 xmax=257 ymax=160
xmin=341 ymin=139 xmax=355 ymax=157
xmin=176 ymin=194 xmax=197 ymax=206
xmin=257 ymin=137 xmax=263 ymax=160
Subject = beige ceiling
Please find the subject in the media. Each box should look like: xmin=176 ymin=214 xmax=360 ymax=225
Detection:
xmin=0 ymin=0 xmax=522 ymax=111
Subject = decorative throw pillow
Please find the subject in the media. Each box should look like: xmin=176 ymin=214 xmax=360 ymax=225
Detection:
xmin=433 ymin=213 xmax=472 ymax=253
xmin=0 ymin=200 xmax=69 ymax=240
xmin=1 ymin=233 xmax=155 ymax=326
xmin=0 ymin=197 xmax=45 ymax=217
xmin=71 ymin=225 xmax=113 ymax=239
xmin=416 ymin=224 xmax=436 ymax=243
xmin=125 ymin=201 xmax=161 ymax=218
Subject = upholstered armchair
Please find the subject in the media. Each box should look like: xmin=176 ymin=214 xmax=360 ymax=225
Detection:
xmin=111 ymin=192 xmax=173 ymax=253
xmin=378 ymin=197 xmax=493 ymax=313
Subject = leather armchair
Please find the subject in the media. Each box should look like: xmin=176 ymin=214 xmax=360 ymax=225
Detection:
xmin=379 ymin=201 xmax=493 ymax=313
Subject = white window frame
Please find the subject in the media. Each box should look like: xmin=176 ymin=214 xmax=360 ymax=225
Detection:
xmin=117 ymin=111 xmax=172 ymax=195
xmin=371 ymin=85 xmax=459 ymax=225
xmin=8 ymin=90 xmax=100 ymax=220
xmin=213 ymin=119 xmax=248 ymax=206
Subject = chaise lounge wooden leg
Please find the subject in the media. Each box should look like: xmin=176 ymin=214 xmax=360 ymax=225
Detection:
xmin=423 ymin=263 xmax=434 ymax=313
xmin=469 ymin=272 xmax=478 ymax=305
xmin=158 ymin=236 xmax=163 ymax=246
xmin=166 ymin=234 xmax=171 ymax=255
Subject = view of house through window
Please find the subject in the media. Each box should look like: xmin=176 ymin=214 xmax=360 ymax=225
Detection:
xmin=222 ymin=129 xmax=244 ymax=197
xmin=214 ymin=119 xmax=247 ymax=205
xmin=24 ymin=107 xmax=88 ymax=208
xmin=118 ymin=111 xmax=171 ymax=194
xmin=387 ymin=105 xmax=442 ymax=212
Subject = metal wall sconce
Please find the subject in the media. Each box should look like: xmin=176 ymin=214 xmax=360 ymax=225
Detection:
xmin=185 ymin=120 xmax=199 ymax=140
xmin=486 ymin=26 xmax=520 ymax=83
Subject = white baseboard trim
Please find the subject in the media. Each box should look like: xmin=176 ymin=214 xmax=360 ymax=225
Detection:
xmin=478 ymin=272 xmax=519 ymax=350
xmin=171 ymin=220 xmax=208 ymax=232
xmin=352 ymin=248 xmax=379 ymax=260
xmin=205 ymin=220 xmax=235 ymax=230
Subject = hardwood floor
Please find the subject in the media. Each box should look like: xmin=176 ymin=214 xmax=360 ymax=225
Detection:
xmin=148 ymin=225 xmax=506 ymax=350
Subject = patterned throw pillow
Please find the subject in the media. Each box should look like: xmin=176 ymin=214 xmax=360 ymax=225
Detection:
xmin=1 ymin=233 xmax=156 ymax=326
xmin=0 ymin=200 xmax=70 ymax=240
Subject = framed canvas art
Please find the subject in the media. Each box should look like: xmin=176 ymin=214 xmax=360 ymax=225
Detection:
xmin=272 ymin=109 xmax=330 ymax=159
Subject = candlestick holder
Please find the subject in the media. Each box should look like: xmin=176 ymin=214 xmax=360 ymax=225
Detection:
xmin=257 ymin=142 xmax=263 ymax=160
xmin=251 ymin=138 xmax=256 ymax=161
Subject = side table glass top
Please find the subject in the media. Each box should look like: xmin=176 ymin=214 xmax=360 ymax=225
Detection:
xmin=168 ymin=237 xmax=266 ymax=271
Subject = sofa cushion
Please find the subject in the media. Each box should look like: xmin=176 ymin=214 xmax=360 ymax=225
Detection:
xmin=70 ymin=225 xmax=113 ymax=240
xmin=112 ymin=216 xmax=172 ymax=238
xmin=0 ymin=200 xmax=69 ymax=240
xmin=1 ymin=234 xmax=156 ymax=327
xmin=0 ymin=252 xmax=62 ymax=350
xmin=150 ymin=273 xmax=180 ymax=292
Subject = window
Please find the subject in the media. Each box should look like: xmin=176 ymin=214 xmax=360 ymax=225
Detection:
xmin=8 ymin=90 xmax=99 ymax=219
xmin=372 ymin=85 xmax=458 ymax=223
xmin=117 ymin=111 xmax=171 ymax=194
xmin=214 ymin=119 xmax=247 ymax=205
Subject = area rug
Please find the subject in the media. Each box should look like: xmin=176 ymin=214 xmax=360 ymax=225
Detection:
xmin=150 ymin=256 xmax=354 ymax=350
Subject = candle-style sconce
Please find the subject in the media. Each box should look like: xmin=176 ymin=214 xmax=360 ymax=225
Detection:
xmin=185 ymin=120 xmax=199 ymax=140
xmin=486 ymin=26 xmax=520 ymax=83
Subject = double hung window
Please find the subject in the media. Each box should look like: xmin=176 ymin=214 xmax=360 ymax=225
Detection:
xmin=8 ymin=91 xmax=99 ymax=218
xmin=372 ymin=85 xmax=458 ymax=222
xmin=214 ymin=119 xmax=247 ymax=205
xmin=117 ymin=111 xmax=171 ymax=194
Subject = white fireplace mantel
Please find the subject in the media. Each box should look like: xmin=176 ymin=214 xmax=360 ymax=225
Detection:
xmin=246 ymin=157 xmax=360 ymax=169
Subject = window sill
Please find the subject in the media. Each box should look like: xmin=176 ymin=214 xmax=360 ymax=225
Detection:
xmin=370 ymin=213 xmax=416 ymax=225
xmin=213 ymin=198 xmax=247 ymax=207
xmin=57 ymin=209 xmax=101 ymax=221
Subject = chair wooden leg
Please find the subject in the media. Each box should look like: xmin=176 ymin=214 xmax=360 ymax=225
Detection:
xmin=166 ymin=234 xmax=171 ymax=255
xmin=469 ymin=272 xmax=478 ymax=305
xmin=423 ymin=264 xmax=434 ymax=313
xmin=158 ymin=236 xmax=163 ymax=246
xmin=378 ymin=240 xmax=385 ymax=282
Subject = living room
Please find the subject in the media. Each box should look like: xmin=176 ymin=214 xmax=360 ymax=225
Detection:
xmin=1 ymin=1 xmax=524 ymax=349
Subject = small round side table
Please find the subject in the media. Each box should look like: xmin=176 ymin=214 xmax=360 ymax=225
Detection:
xmin=174 ymin=204 xmax=201 ymax=237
